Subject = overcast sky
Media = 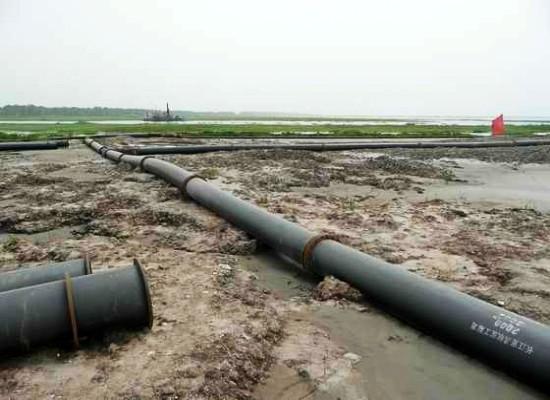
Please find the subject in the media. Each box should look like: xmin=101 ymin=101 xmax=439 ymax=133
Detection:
xmin=1 ymin=0 xmax=549 ymax=116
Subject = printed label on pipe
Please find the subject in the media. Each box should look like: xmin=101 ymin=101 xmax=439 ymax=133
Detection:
xmin=470 ymin=313 xmax=534 ymax=355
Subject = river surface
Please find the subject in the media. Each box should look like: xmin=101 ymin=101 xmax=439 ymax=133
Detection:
xmin=1 ymin=116 xmax=550 ymax=126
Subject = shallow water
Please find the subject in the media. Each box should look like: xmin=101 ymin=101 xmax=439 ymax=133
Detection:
xmin=241 ymin=251 xmax=546 ymax=399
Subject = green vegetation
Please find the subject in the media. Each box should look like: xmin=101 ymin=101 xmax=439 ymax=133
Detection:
xmin=1 ymin=121 xmax=550 ymax=142
xmin=2 ymin=236 xmax=19 ymax=252
xmin=1 ymin=105 xmax=549 ymax=141
xmin=199 ymin=167 xmax=221 ymax=179
xmin=441 ymin=169 xmax=456 ymax=183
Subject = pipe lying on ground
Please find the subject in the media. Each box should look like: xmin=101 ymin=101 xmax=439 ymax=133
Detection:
xmin=0 ymin=258 xmax=92 ymax=293
xmin=114 ymin=137 xmax=550 ymax=155
xmin=52 ymin=140 xmax=69 ymax=147
xmin=86 ymin=138 xmax=550 ymax=390
xmin=0 ymin=140 xmax=69 ymax=152
xmin=0 ymin=260 xmax=152 ymax=353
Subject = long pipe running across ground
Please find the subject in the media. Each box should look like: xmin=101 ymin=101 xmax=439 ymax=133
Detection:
xmin=114 ymin=137 xmax=550 ymax=155
xmin=85 ymin=137 xmax=550 ymax=391
xmin=0 ymin=140 xmax=69 ymax=152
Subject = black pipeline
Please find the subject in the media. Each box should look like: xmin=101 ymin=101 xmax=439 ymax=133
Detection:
xmin=0 ymin=140 xmax=69 ymax=152
xmin=0 ymin=258 xmax=92 ymax=293
xmin=114 ymin=137 xmax=550 ymax=155
xmin=0 ymin=260 xmax=152 ymax=352
xmin=86 ymin=138 xmax=550 ymax=389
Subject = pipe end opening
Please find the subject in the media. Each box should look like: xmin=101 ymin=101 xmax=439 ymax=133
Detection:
xmin=133 ymin=258 xmax=154 ymax=329
xmin=84 ymin=255 xmax=93 ymax=275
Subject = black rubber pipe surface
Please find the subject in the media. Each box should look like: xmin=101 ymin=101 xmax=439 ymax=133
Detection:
xmin=85 ymin=138 xmax=550 ymax=390
xmin=0 ymin=258 xmax=92 ymax=293
xmin=0 ymin=140 xmax=69 ymax=151
xmin=114 ymin=137 xmax=550 ymax=155
xmin=0 ymin=260 xmax=152 ymax=353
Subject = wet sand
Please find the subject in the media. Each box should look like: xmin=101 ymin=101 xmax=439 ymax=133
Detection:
xmin=421 ymin=159 xmax=550 ymax=211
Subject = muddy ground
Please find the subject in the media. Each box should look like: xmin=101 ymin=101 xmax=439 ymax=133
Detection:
xmin=1 ymin=140 xmax=550 ymax=399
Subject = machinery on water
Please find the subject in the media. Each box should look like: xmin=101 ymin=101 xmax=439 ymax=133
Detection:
xmin=143 ymin=102 xmax=183 ymax=122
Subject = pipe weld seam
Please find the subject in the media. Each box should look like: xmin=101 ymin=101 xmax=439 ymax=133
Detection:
xmin=179 ymin=173 xmax=205 ymax=197
xmin=64 ymin=274 xmax=80 ymax=348
xmin=302 ymin=233 xmax=341 ymax=270
xmin=116 ymin=153 xmax=126 ymax=163
xmin=139 ymin=156 xmax=154 ymax=171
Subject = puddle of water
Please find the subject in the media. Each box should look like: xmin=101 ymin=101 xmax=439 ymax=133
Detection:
xmin=240 ymin=250 xmax=546 ymax=399
xmin=240 ymin=251 xmax=317 ymax=298
xmin=313 ymin=307 xmax=543 ymax=400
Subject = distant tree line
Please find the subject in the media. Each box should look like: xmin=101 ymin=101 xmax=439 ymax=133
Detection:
xmin=0 ymin=104 xmax=146 ymax=119
xmin=0 ymin=104 xmax=308 ymax=120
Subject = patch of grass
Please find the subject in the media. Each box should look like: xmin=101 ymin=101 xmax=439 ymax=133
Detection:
xmin=199 ymin=167 xmax=220 ymax=180
xmin=341 ymin=197 xmax=358 ymax=211
xmin=255 ymin=195 xmax=270 ymax=206
xmin=1 ymin=122 xmax=549 ymax=142
xmin=441 ymin=169 xmax=456 ymax=183
xmin=2 ymin=235 xmax=19 ymax=252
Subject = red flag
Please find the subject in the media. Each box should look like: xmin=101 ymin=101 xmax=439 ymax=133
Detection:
xmin=491 ymin=114 xmax=505 ymax=136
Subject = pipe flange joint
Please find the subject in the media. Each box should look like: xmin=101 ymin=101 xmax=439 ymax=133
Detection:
xmin=302 ymin=233 xmax=341 ymax=270
xmin=97 ymin=145 xmax=107 ymax=156
xmin=116 ymin=153 xmax=126 ymax=163
xmin=139 ymin=156 xmax=154 ymax=171
xmin=179 ymin=173 xmax=205 ymax=197
xmin=103 ymin=148 xmax=114 ymax=159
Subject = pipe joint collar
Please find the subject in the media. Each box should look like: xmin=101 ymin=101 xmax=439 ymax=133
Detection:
xmin=139 ymin=156 xmax=154 ymax=171
xmin=104 ymin=148 xmax=117 ymax=159
xmin=302 ymin=233 xmax=341 ymax=271
xmin=97 ymin=145 xmax=107 ymax=156
xmin=179 ymin=173 xmax=205 ymax=197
